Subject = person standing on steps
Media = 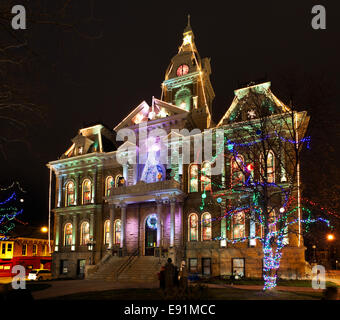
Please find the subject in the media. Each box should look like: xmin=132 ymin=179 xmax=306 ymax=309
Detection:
xmin=164 ymin=258 xmax=176 ymax=289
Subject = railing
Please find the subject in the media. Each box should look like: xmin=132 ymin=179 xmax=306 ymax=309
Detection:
xmin=109 ymin=179 xmax=181 ymax=196
xmin=115 ymin=248 xmax=139 ymax=279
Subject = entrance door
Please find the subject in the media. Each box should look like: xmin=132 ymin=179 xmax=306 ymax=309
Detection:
xmin=145 ymin=214 xmax=157 ymax=256
xmin=77 ymin=259 xmax=86 ymax=278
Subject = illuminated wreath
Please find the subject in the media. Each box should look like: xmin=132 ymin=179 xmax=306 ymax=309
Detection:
xmin=146 ymin=214 xmax=157 ymax=230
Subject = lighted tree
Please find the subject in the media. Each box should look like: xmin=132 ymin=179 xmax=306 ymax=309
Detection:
xmin=0 ymin=182 xmax=25 ymax=236
xmin=208 ymin=85 xmax=331 ymax=290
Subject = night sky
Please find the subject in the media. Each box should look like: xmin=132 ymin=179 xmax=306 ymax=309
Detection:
xmin=0 ymin=1 xmax=339 ymax=227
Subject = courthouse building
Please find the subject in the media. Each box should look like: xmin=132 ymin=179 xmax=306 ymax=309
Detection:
xmin=47 ymin=19 xmax=310 ymax=281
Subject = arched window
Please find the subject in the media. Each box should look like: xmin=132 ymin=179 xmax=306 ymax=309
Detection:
xmin=260 ymin=151 xmax=275 ymax=183
xmin=201 ymin=161 xmax=211 ymax=191
xmin=268 ymin=210 xmax=277 ymax=233
xmin=175 ymin=88 xmax=191 ymax=111
xmin=189 ymin=164 xmax=199 ymax=192
xmin=65 ymin=181 xmax=75 ymax=206
xmin=80 ymin=221 xmax=90 ymax=245
xmin=114 ymin=219 xmax=121 ymax=244
xmin=267 ymin=151 xmax=275 ymax=183
xmin=64 ymin=223 xmax=73 ymax=246
xmin=188 ymin=213 xmax=198 ymax=241
xmin=104 ymin=220 xmax=110 ymax=245
xmin=201 ymin=212 xmax=212 ymax=241
xmin=231 ymin=155 xmax=245 ymax=187
xmin=115 ymin=174 xmax=124 ymax=187
xmin=232 ymin=211 xmax=245 ymax=239
xmin=105 ymin=176 xmax=114 ymax=196
xmin=82 ymin=179 xmax=92 ymax=204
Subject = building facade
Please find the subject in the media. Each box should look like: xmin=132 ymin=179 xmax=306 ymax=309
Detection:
xmin=0 ymin=227 xmax=52 ymax=277
xmin=48 ymin=20 xmax=310 ymax=280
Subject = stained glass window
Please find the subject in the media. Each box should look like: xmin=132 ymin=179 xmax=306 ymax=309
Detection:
xmin=268 ymin=210 xmax=277 ymax=233
xmin=189 ymin=164 xmax=199 ymax=192
xmin=115 ymin=174 xmax=123 ymax=187
xmin=201 ymin=162 xmax=211 ymax=191
xmin=82 ymin=179 xmax=92 ymax=204
xmin=201 ymin=212 xmax=212 ymax=241
xmin=232 ymin=211 xmax=245 ymax=239
xmin=64 ymin=223 xmax=72 ymax=246
xmin=231 ymin=156 xmax=245 ymax=187
xmin=114 ymin=219 xmax=121 ymax=245
xmin=261 ymin=151 xmax=275 ymax=183
xmin=104 ymin=220 xmax=110 ymax=245
xmin=65 ymin=181 xmax=75 ymax=206
xmin=267 ymin=151 xmax=275 ymax=183
xmin=105 ymin=176 xmax=114 ymax=196
xmin=80 ymin=221 xmax=90 ymax=245
xmin=188 ymin=213 xmax=198 ymax=241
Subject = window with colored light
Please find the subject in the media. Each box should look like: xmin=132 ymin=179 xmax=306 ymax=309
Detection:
xmin=189 ymin=164 xmax=199 ymax=192
xmin=231 ymin=155 xmax=245 ymax=187
xmin=104 ymin=220 xmax=110 ymax=245
xmin=105 ymin=176 xmax=114 ymax=196
xmin=80 ymin=221 xmax=90 ymax=245
xmin=82 ymin=179 xmax=92 ymax=204
xmin=261 ymin=150 xmax=275 ymax=183
xmin=64 ymin=223 xmax=73 ymax=246
xmin=201 ymin=161 xmax=212 ymax=191
xmin=232 ymin=211 xmax=245 ymax=239
xmin=114 ymin=219 xmax=121 ymax=245
xmin=201 ymin=212 xmax=212 ymax=241
xmin=65 ymin=181 xmax=75 ymax=206
xmin=188 ymin=213 xmax=198 ymax=241
xmin=268 ymin=210 xmax=277 ymax=233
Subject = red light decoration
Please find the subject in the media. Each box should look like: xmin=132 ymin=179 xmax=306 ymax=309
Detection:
xmin=246 ymin=164 xmax=254 ymax=171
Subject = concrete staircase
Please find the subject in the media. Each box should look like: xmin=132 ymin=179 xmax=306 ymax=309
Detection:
xmin=118 ymin=256 xmax=166 ymax=282
xmin=86 ymin=255 xmax=128 ymax=280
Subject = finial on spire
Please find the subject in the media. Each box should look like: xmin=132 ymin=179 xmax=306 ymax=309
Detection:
xmin=184 ymin=14 xmax=192 ymax=33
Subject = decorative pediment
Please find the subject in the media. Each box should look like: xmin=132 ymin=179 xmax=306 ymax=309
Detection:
xmin=114 ymin=97 xmax=189 ymax=131
xmin=217 ymin=82 xmax=291 ymax=126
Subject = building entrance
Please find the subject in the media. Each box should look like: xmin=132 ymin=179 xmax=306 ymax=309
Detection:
xmin=145 ymin=214 xmax=157 ymax=256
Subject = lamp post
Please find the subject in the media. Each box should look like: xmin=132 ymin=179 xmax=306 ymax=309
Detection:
xmin=87 ymin=238 xmax=96 ymax=265
xmin=312 ymin=245 xmax=317 ymax=264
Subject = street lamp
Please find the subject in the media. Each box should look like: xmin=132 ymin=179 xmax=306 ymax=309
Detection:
xmin=41 ymin=226 xmax=48 ymax=233
xmin=312 ymin=245 xmax=317 ymax=264
xmin=327 ymin=234 xmax=335 ymax=241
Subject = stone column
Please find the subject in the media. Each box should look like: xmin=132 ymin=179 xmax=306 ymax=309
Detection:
xmin=58 ymin=175 xmax=63 ymax=207
xmin=75 ymin=174 xmax=79 ymax=205
xmin=123 ymin=165 xmax=128 ymax=186
xmin=55 ymin=213 xmax=60 ymax=251
xmin=109 ymin=204 xmax=115 ymax=249
xmin=120 ymin=203 xmax=127 ymax=249
xmin=72 ymin=214 xmax=77 ymax=251
xmin=92 ymin=169 xmax=97 ymax=204
xmin=156 ymin=200 xmax=162 ymax=247
xmin=170 ymin=197 xmax=176 ymax=247
xmin=90 ymin=213 xmax=94 ymax=240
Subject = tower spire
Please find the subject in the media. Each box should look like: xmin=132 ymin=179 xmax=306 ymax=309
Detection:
xmin=184 ymin=14 xmax=192 ymax=33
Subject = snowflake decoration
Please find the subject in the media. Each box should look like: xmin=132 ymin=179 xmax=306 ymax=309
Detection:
xmin=247 ymin=109 xmax=256 ymax=119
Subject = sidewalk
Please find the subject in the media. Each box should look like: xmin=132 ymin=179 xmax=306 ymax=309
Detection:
xmin=205 ymin=283 xmax=323 ymax=293
xmin=31 ymin=279 xmax=159 ymax=300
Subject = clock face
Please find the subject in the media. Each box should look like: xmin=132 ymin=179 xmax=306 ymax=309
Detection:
xmin=176 ymin=64 xmax=189 ymax=77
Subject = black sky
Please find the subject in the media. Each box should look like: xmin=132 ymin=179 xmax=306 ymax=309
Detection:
xmin=0 ymin=0 xmax=339 ymax=227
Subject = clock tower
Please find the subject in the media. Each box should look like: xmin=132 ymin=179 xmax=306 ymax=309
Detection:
xmin=161 ymin=15 xmax=215 ymax=129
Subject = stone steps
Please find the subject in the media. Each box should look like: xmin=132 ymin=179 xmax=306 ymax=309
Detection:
xmin=86 ymin=256 xmax=127 ymax=280
xmin=117 ymin=256 xmax=166 ymax=282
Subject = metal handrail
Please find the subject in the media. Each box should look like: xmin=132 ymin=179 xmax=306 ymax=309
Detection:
xmin=115 ymin=248 xmax=139 ymax=279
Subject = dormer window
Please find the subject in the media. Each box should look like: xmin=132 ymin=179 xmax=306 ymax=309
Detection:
xmin=78 ymin=146 xmax=83 ymax=155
